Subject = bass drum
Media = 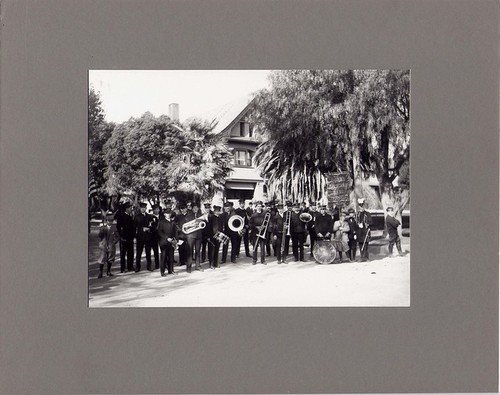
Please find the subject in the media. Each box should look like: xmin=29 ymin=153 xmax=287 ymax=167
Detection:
xmin=312 ymin=240 xmax=337 ymax=264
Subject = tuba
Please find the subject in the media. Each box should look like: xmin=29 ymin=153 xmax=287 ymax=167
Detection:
xmin=228 ymin=215 xmax=245 ymax=235
xmin=299 ymin=212 xmax=313 ymax=223
xmin=182 ymin=215 xmax=208 ymax=234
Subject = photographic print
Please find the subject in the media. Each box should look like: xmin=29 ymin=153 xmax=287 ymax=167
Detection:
xmin=88 ymin=69 xmax=410 ymax=307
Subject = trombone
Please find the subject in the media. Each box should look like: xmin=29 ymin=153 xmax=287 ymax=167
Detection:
xmin=253 ymin=212 xmax=270 ymax=250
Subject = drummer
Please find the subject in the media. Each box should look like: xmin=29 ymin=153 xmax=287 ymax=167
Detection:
xmin=314 ymin=204 xmax=333 ymax=240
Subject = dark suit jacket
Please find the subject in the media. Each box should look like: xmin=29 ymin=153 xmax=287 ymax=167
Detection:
xmin=157 ymin=218 xmax=177 ymax=247
xmin=116 ymin=211 xmax=135 ymax=241
xmin=315 ymin=213 xmax=333 ymax=236
xmin=134 ymin=213 xmax=154 ymax=242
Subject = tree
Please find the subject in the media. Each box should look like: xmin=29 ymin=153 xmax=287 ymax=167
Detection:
xmin=342 ymin=70 xmax=410 ymax=222
xmin=250 ymin=70 xmax=355 ymax=202
xmin=250 ymin=69 xmax=410 ymax=230
xmin=103 ymin=114 xmax=233 ymax=205
xmin=103 ymin=112 xmax=185 ymax=205
xmin=89 ymin=87 xmax=114 ymax=209
xmin=166 ymin=119 xmax=233 ymax=202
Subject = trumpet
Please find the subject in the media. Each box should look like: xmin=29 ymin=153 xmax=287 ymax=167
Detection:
xmin=228 ymin=215 xmax=245 ymax=235
xmin=281 ymin=211 xmax=291 ymax=256
xmin=182 ymin=215 xmax=208 ymax=234
xmin=214 ymin=231 xmax=230 ymax=245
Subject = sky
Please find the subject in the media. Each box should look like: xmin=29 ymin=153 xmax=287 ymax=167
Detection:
xmin=89 ymin=70 xmax=272 ymax=123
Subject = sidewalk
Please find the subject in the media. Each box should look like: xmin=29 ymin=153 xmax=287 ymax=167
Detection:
xmin=89 ymin=227 xmax=410 ymax=308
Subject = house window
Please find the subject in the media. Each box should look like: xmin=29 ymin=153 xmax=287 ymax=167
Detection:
xmin=234 ymin=150 xmax=253 ymax=166
xmin=239 ymin=122 xmax=253 ymax=138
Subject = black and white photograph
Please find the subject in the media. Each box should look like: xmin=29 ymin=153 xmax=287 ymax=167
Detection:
xmin=88 ymin=69 xmax=411 ymax=307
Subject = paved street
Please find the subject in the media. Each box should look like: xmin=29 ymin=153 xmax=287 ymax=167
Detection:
xmin=89 ymin=225 xmax=410 ymax=308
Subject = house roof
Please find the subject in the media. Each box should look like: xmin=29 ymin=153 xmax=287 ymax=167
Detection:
xmin=193 ymin=95 xmax=255 ymax=135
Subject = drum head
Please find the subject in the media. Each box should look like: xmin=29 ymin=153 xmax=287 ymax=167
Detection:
xmin=313 ymin=240 xmax=337 ymax=264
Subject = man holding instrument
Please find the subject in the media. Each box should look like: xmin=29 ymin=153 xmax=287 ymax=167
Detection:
xmin=356 ymin=198 xmax=372 ymax=262
xmin=271 ymin=203 xmax=287 ymax=264
xmin=249 ymin=201 xmax=267 ymax=265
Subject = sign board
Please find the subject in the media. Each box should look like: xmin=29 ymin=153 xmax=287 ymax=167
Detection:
xmin=325 ymin=172 xmax=352 ymax=206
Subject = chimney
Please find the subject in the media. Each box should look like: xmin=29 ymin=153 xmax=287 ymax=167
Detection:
xmin=169 ymin=103 xmax=179 ymax=121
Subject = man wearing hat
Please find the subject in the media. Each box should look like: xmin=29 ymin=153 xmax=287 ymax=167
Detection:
xmin=150 ymin=204 xmax=162 ymax=270
xmin=271 ymin=203 xmax=288 ymax=263
xmin=201 ymin=203 xmax=212 ymax=263
xmin=116 ymin=201 xmax=135 ymax=272
xmin=346 ymin=208 xmax=359 ymax=261
xmin=134 ymin=202 xmax=154 ymax=272
xmin=385 ymin=207 xmax=404 ymax=257
xmin=157 ymin=210 xmax=178 ymax=276
xmin=224 ymin=202 xmax=241 ymax=263
xmin=249 ymin=201 xmax=268 ymax=265
xmin=208 ymin=204 xmax=224 ymax=268
xmin=235 ymin=198 xmax=251 ymax=258
xmin=315 ymin=205 xmax=333 ymax=240
xmin=356 ymin=198 xmax=372 ymax=261
xmin=175 ymin=204 xmax=190 ymax=269
xmin=97 ymin=211 xmax=120 ymax=278
xmin=290 ymin=202 xmax=307 ymax=262
xmin=307 ymin=202 xmax=319 ymax=258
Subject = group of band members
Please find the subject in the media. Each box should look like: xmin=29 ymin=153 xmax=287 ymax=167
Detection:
xmin=96 ymin=196 xmax=403 ymax=279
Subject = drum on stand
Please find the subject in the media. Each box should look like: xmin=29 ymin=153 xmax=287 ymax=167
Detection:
xmin=312 ymin=240 xmax=337 ymax=264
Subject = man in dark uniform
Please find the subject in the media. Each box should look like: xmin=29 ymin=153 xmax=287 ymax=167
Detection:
xmin=386 ymin=207 xmax=404 ymax=257
xmin=208 ymin=205 xmax=224 ymax=268
xmin=315 ymin=204 xmax=333 ymax=240
xmin=116 ymin=202 xmax=135 ymax=273
xmin=150 ymin=204 xmax=161 ymax=270
xmin=307 ymin=202 xmax=319 ymax=258
xmin=271 ymin=203 xmax=287 ymax=263
xmin=186 ymin=202 xmax=204 ymax=272
xmin=235 ymin=198 xmax=251 ymax=258
xmin=346 ymin=208 xmax=358 ymax=261
xmin=249 ymin=201 xmax=268 ymax=265
xmin=356 ymin=198 xmax=372 ymax=261
xmin=134 ymin=202 xmax=154 ymax=272
xmin=158 ymin=210 xmax=178 ymax=276
xmin=290 ymin=202 xmax=307 ymax=262
xmin=220 ymin=202 xmax=232 ymax=264
xmin=175 ymin=204 xmax=190 ymax=270
xmin=201 ymin=203 xmax=212 ymax=263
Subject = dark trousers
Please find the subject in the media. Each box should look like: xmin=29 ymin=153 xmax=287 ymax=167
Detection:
xmin=160 ymin=244 xmax=175 ymax=274
xmin=151 ymin=239 xmax=160 ymax=269
xmin=208 ymin=239 xmax=220 ymax=267
xmin=222 ymin=235 xmax=238 ymax=263
xmin=292 ymin=232 xmax=305 ymax=261
xmin=252 ymin=238 xmax=266 ymax=263
xmin=243 ymin=230 xmax=251 ymax=255
xmin=309 ymin=229 xmax=317 ymax=255
xmin=120 ymin=239 xmax=134 ymax=271
xmin=266 ymin=236 xmax=272 ymax=256
xmin=187 ymin=237 xmax=202 ymax=269
xmin=201 ymin=239 xmax=208 ymax=262
xmin=178 ymin=238 xmax=188 ymax=265
xmin=136 ymin=240 xmax=152 ymax=270
xmin=237 ymin=229 xmax=251 ymax=256
xmin=348 ymin=238 xmax=357 ymax=260
xmin=273 ymin=234 xmax=287 ymax=262
xmin=388 ymin=234 xmax=402 ymax=255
